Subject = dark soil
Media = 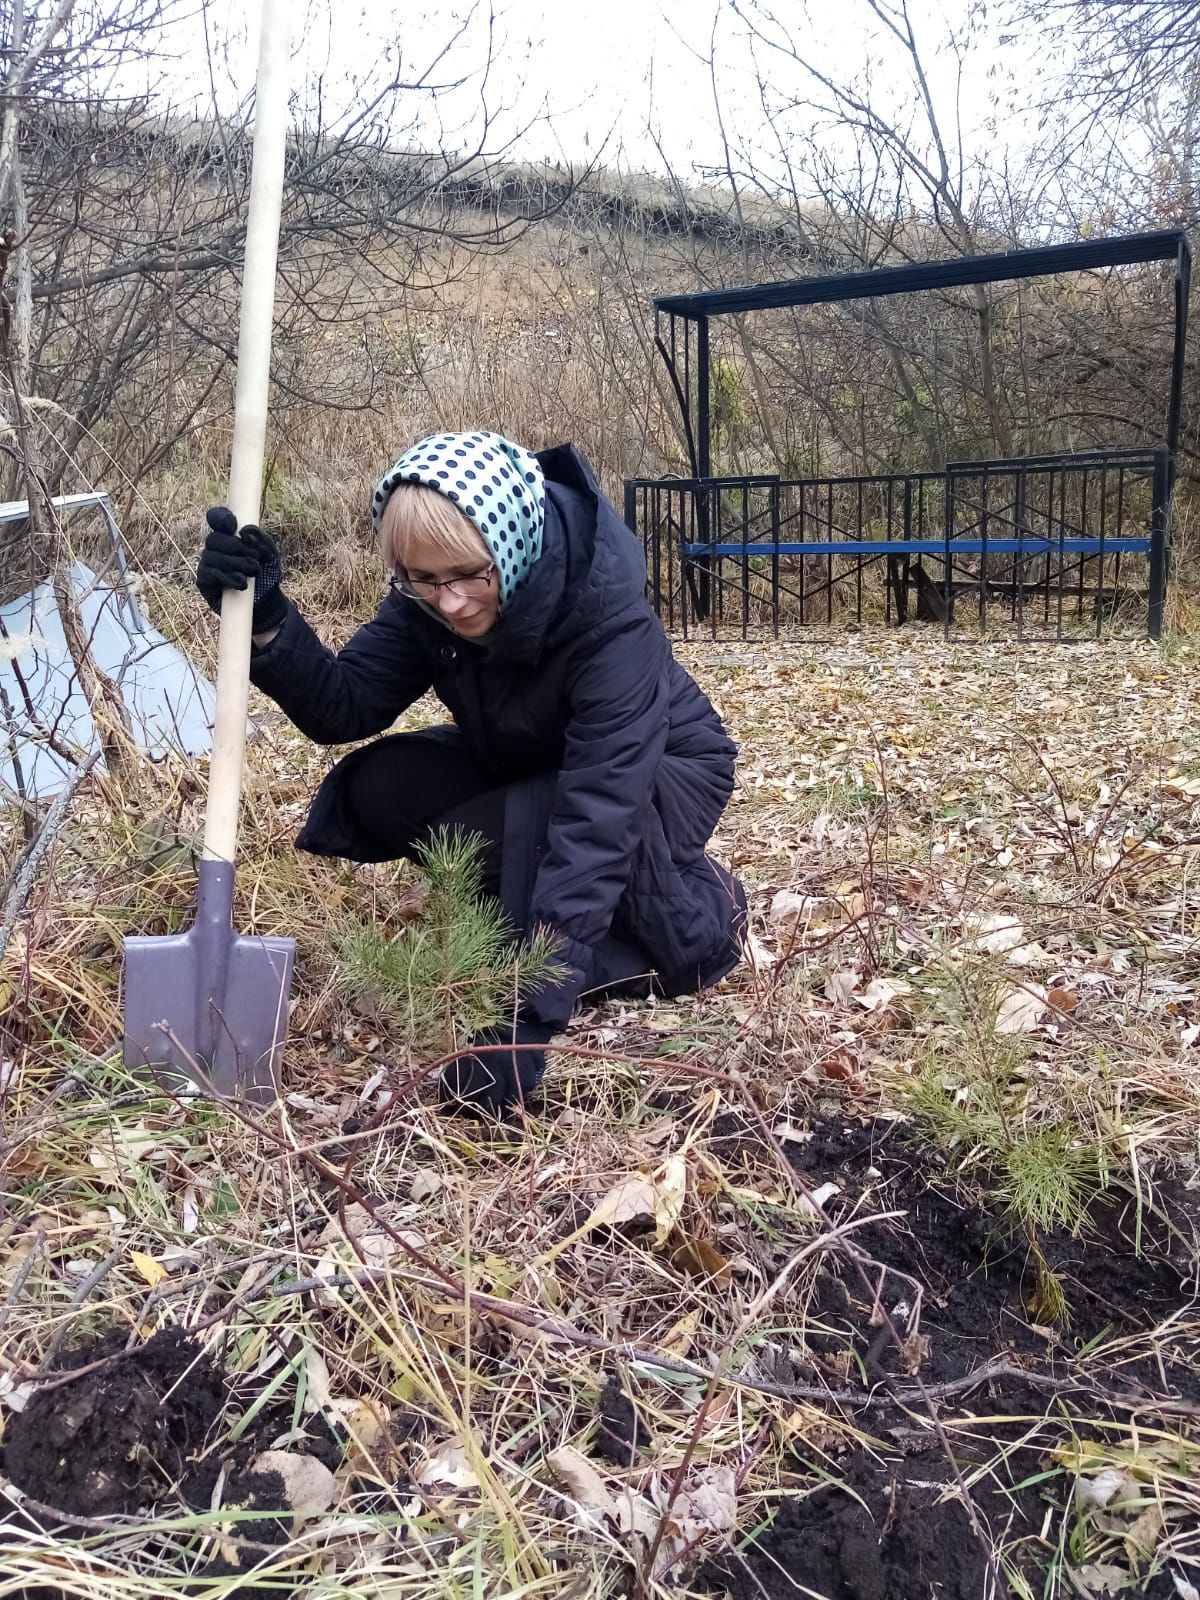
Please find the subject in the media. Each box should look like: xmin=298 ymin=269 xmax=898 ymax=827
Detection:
xmin=701 ymin=1451 xmax=1015 ymax=1600
xmin=591 ymin=1373 xmax=651 ymax=1466
xmin=0 ymin=1328 xmax=340 ymax=1597
xmin=701 ymin=1437 xmax=1192 ymax=1600
xmin=700 ymin=1115 xmax=1200 ymax=1600
xmin=790 ymin=1117 xmax=1200 ymax=1399
xmin=1 ymin=1328 xmax=228 ymax=1518
xmin=5 ymin=1116 xmax=1196 ymax=1600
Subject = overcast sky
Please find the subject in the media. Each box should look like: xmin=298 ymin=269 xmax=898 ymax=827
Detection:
xmin=148 ymin=0 xmax=1032 ymax=187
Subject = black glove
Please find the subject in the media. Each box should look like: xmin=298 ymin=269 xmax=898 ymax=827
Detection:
xmin=439 ymin=1019 xmax=553 ymax=1117
xmin=196 ymin=506 xmax=288 ymax=634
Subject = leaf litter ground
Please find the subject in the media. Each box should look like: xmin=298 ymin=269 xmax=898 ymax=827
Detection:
xmin=2 ymin=625 xmax=1200 ymax=1599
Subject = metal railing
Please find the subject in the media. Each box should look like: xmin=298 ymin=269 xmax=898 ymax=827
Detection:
xmin=624 ymin=449 xmax=1168 ymax=641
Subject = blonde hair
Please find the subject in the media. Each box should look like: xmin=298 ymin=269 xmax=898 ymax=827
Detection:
xmin=379 ymin=483 xmax=490 ymax=573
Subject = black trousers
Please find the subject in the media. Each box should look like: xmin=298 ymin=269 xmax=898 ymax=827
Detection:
xmin=345 ymin=733 xmax=508 ymax=893
xmin=343 ymin=731 xmax=656 ymax=1003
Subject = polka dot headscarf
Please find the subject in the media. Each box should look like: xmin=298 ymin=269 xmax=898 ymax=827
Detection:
xmin=371 ymin=431 xmax=546 ymax=609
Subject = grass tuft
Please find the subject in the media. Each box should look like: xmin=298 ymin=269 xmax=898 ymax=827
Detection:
xmin=896 ymin=962 xmax=1119 ymax=1317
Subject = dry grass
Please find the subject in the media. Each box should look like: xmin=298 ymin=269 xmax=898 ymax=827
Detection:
xmin=105 ymin=223 xmax=672 ymax=589
xmin=3 ymin=624 xmax=1200 ymax=1597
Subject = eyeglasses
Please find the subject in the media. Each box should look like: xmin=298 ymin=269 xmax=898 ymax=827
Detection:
xmin=388 ymin=563 xmax=495 ymax=599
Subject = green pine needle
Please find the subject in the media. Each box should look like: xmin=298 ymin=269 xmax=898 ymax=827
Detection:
xmin=332 ymin=828 xmax=564 ymax=1051
xmin=896 ymin=958 xmax=1117 ymax=1320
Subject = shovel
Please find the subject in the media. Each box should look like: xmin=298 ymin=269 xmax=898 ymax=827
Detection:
xmin=123 ymin=0 xmax=295 ymax=1102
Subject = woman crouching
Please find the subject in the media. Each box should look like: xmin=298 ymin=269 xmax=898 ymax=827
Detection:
xmin=196 ymin=432 xmax=745 ymax=1113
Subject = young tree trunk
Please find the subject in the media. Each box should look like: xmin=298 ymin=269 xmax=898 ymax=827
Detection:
xmin=0 ymin=240 xmax=141 ymax=793
xmin=0 ymin=1 xmax=142 ymax=793
xmin=3 ymin=0 xmax=33 ymax=391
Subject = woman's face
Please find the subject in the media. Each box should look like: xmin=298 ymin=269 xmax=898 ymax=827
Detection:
xmin=400 ymin=534 xmax=501 ymax=639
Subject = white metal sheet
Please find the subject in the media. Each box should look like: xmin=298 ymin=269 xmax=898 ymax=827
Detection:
xmin=0 ymin=561 xmax=219 ymax=800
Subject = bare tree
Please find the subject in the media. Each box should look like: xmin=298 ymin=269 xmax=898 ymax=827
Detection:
xmin=1 ymin=0 xmax=587 ymax=580
xmin=603 ymin=0 xmax=1192 ymax=485
xmin=1019 ymin=0 xmax=1200 ymax=124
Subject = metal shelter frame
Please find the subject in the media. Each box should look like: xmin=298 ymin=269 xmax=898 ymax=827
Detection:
xmin=628 ymin=229 xmax=1191 ymax=638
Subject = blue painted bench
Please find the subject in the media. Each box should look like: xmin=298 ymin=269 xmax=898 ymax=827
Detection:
xmin=681 ymin=537 xmax=1151 ymax=557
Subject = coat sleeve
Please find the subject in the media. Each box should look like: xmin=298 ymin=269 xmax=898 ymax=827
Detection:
xmin=522 ymin=609 xmax=671 ymax=1028
xmin=248 ymin=594 xmax=434 ymax=745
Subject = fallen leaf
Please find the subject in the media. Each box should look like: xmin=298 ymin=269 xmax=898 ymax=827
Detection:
xmin=416 ymin=1440 xmax=479 ymax=1490
xmin=652 ymin=1153 xmax=687 ymax=1246
xmin=650 ymin=1466 xmax=739 ymax=1575
xmin=973 ymin=912 xmax=1027 ymax=955
xmin=899 ymin=1332 xmax=930 ymax=1373
xmin=333 ymin=1398 xmax=395 ymax=1477
xmin=769 ymin=888 xmax=806 ymax=929
xmin=743 ymin=931 xmax=778 ymax=971
xmin=158 ymin=1245 xmax=201 ymax=1272
xmin=797 ymin=1181 xmax=841 ymax=1217
xmin=615 ymin=1483 xmax=662 ymax=1544
xmin=585 ymin=1174 xmax=658 ymax=1231
xmin=771 ymin=889 xmax=840 ymax=936
xmin=302 ymin=1346 xmax=334 ymax=1414
xmin=772 ymin=1120 xmax=811 ymax=1143
xmin=841 ymin=891 xmax=868 ymax=922
xmin=1006 ymin=940 xmax=1053 ymax=968
xmin=669 ymin=1465 xmax=738 ymax=1543
xmin=1125 ymin=1500 xmax=1165 ymax=1563
xmin=816 ymin=1045 xmax=860 ymax=1081
xmin=548 ymin=1450 xmax=664 ymax=1557
xmin=87 ymin=1121 xmax=162 ymax=1183
xmin=1075 ymin=1467 xmax=1137 ymax=1511
xmin=994 ymin=985 xmax=1048 ymax=1035
xmin=660 ymin=1308 xmax=701 ymax=1355
xmin=248 ymin=1450 xmax=336 ymax=1524
xmin=583 ymin=1154 xmax=687 ymax=1247
xmin=824 ymin=969 xmax=860 ymax=1006
xmin=1095 ymin=946 xmax=1133 ymax=975
xmin=324 ymin=1203 xmax=398 ymax=1262
xmin=285 ymin=1092 xmax=327 ymax=1114
xmin=314 ymin=1205 xmax=424 ymax=1288
xmin=853 ymin=976 xmax=912 ymax=1012
xmin=1075 ymin=1562 xmax=1130 ymax=1596
xmin=823 ymin=1347 xmax=856 ymax=1382
xmin=547 ymin=1444 xmax=616 ymax=1529
xmin=1047 ymin=987 xmax=1079 ymax=1013
xmin=409 ymin=1168 xmax=444 ymax=1202
xmin=343 ymin=1027 xmax=381 ymax=1056
xmin=129 ymin=1250 xmax=168 ymax=1287
xmin=0 ymin=1373 xmax=34 ymax=1412
xmin=668 ymin=1230 xmax=732 ymax=1286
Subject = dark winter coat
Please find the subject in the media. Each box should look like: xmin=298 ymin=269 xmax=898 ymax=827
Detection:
xmin=248 ymin=443 xmax=745 ymax=1029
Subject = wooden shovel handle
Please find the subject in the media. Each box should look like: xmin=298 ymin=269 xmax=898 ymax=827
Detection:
xmin=203 ymin=0 xmax=290 ymax=865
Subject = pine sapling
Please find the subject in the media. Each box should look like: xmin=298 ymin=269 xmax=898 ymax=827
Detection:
xmin=333 ymin=828 xmax=561 ymax=1053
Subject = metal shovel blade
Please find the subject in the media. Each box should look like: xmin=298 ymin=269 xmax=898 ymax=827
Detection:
xmin=123 ymin=858 xmax=295 ymax=1103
